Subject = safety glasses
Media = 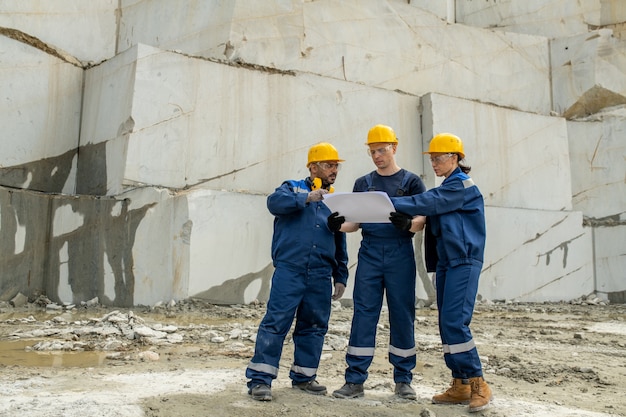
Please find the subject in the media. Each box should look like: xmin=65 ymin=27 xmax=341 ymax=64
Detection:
xmin=316 ymin=162 xmax=342 ymax=171
xmin=429 ymin=153 xmax=453 ymax=164
xmin=367 ymin=144 xmax=393 ymax=157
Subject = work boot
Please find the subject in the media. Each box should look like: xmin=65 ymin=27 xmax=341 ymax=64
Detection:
xmin=468 ymin=376 xmax=493 ymax=412
xmin=431 ymin=378 xmax=471 ymax=405
xmin=394 ymin=382 xmax=416 ymax=400
xmin=332 ymin=383 xmax=364 ymax=399
xmin=248 ymin=384 xmax=272 ymax=401
xmin=292 ymin=379 xmax=327 ymax=395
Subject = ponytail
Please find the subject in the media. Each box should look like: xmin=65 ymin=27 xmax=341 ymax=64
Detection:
xmin=457 ymin=154 xmax=471 ymax=174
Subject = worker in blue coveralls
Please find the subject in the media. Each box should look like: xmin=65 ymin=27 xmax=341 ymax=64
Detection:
xmin=245 ymin=142 xmax=349 ymax=402
xmin=388 ymin=132 xmax=493 ymax=413
xmin=330 ymin=124 xmax=426 ymax=400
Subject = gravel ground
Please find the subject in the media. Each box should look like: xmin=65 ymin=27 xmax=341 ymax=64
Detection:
xmin=0 ymin=297 xmax=624 ymax=417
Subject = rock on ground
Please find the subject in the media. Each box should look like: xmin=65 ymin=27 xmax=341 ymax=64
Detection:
xmin=0 ymin=299 xmax=624 ymax=417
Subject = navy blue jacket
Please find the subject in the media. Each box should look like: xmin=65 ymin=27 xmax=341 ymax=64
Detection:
xmin=267 ymin=178 xmax=349 ymax=286
xmin=391 ymin=168 xmax=486 ymax=267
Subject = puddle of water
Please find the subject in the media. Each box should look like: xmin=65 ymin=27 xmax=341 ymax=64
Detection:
xmin=0 ymin=339 xmax=108 ymax=368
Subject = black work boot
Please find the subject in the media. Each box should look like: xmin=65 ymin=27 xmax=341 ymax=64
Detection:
xmin=292 ymin=379 xmax=328 ymax=395
xmin=248 ymin=384 xmax=272 ymax=401
xmin=394 ymin=382 xmax=417 ymax=400
xmin=332 ymin=383 xmax=364 ymax=399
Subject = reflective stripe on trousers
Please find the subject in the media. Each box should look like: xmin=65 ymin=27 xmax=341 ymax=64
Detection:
xmin=345 ymin=237 xmax=416 ymax=384
xmin=246 ymin=265 xmax=332 ymax=387
xmin=436 ymin=260 xmax=484 ymax=379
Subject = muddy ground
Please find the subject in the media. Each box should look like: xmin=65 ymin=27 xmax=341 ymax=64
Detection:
xmin=0 ymin=298 xmax=624 ymax=417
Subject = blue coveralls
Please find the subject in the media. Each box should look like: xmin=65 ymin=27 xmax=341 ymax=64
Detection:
xmin=344 ymin=169 xmax=426 ymax=385
xmin=392 ymin=167 xmax=486 ymax=379
xmin=246 ymin=178 xmax=349 ymax=388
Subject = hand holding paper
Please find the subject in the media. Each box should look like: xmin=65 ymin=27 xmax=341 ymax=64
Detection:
xmin=327 ymin=211 xmax=346 ymax=231
xmin=389 ymin=211 xmax=413 ymax=231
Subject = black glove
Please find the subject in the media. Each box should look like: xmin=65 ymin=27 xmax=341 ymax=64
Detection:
xmin=327 ymin=212 xmax=345 ymax=232
xmin=389 ymin=211 xmax=413 ymax=232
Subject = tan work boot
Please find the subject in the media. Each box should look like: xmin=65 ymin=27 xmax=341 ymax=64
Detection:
xmin=468 ymin=376 xmax=493 ymax=412
xmin=431 ymin=378 xmax=471 ymax=405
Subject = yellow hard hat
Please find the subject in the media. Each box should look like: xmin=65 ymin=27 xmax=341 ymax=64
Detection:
xmin=307 ymin=142 xmax=345 ymax=167
xmin=366 ymin=124 xmax=398 ymax=145
xmin=424 ymin=133 xmax=465 ymax=160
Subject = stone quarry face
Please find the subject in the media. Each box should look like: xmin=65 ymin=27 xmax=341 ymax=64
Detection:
xmin=0 ymin=1 xmax=624 ymax=307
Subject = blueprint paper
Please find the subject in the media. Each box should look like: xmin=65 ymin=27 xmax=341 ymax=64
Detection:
xmin=322 ymin=191 xmax=395 ymax=223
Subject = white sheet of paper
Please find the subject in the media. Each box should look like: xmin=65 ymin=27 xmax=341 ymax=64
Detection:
xmin=322 ymin=191 xmax=395 ymax=223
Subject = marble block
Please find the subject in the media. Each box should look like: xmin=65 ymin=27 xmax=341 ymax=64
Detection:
xmin=118 ymin=0 xmax=238 ymax=59
xmin=431 ymin=0 xmax=600 ymax=38
xmin=0 ymin=187 xmax=48 ymax=301
xmin=593 ymin=225 xmax=626 ymax=302
xmin=100 ymin=186 xmax=276 ymax=307
xmin=481 ymin=206 xmax=594 ymax=302
xmin=0 ymin=0 xmax=117 ymax=63
xmin=598 ymin=0 xmax=626 ymax=26
xmin=79 ymin=45 xmax=138 ymax=195
xmin=0 ymin=183 xmax=275 ymax=307
xmin=567 ymin=110 xmax=626 ymax=219
xmin=416 ymin=0 xmax=626 ymax=38
xmin=566 ymin=110 xmax=626 ymax=304
xmin=2 ymin=0 xmax=623 ymax=307
xmin=551 ymin=29 xmax=626 ymax=118
xmin=43 ymin=187 xmax=189 ymax=307
xmin=423 ymin=93 xmax=573 ymax=211
xmin=117 ymin=0 xmax=551 ymax=115
xmin=185 ymin=189 xmax=274 ymax=305
xmin=80 ymin=43 xmax=425 ymax=196
xmin=0 ymin=35 xmax=82 ymax=194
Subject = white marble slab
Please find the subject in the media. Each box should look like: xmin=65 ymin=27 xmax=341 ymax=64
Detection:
xmin=417 ymin=0 xmax=600 ymax=38
xmin=398 ymin=0 xmax=447 ymax=21
xmin=0 ymin=187 xmax=49 ymax=301
xmin=79 ymin=45 xmax=138 ymax=195
xmin=118 ymin=0 xmax=235 ymax=59
xmin=0 ymin=0 xmax=117 ymax=63
xmin=424 ymin=93 xmax=573 ymax=211
xmin=566 ymin=110 xmax=626 ymax=303
xmin=184 ymin=188 xmax=274 ymax=305
xmin=0 ymin=36 xmax=82 ymax=192
xmin=119 ymin=187 xmax=190 ymax=306
xmin=567 ymin=111 xmax=626 ymax=219
xmin=551 ymin=30 xmax=626 ymax=118
xmin=593 ymin=225 xmax=626 ymax=299
xmin=80 ymin=45 xmax=137 ymax=147
xmin=81 ymin=43 xmax=424 ymax=196
xmin=413 ymin=0 xmax=626 ymax=38
xmin=598 ymin=0 xmax=626 ymax=26
xmin=481 ymin=207 xmax=594 ymax=302
xmin=117 ymin=0 xmax=552 ymax=115
xmin=46 ymin=186 xmax=269 ymax=307
xmin=1 ymin=1 xmax=624 ymax=306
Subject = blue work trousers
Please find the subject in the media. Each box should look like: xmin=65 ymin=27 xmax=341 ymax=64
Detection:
xmin=345 ymin=237 xmax=416 ymax=384
xmin=246 ymin=264 xmax=332 ymax=388
xmin=436 ymin=259 xmax=484 ymax=379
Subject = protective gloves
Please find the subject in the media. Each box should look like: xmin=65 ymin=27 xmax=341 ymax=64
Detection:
xmin=327 ymin=211 xmax=345 ymax=232
xmin=389 ymin=211 xmax=413 ymax=232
